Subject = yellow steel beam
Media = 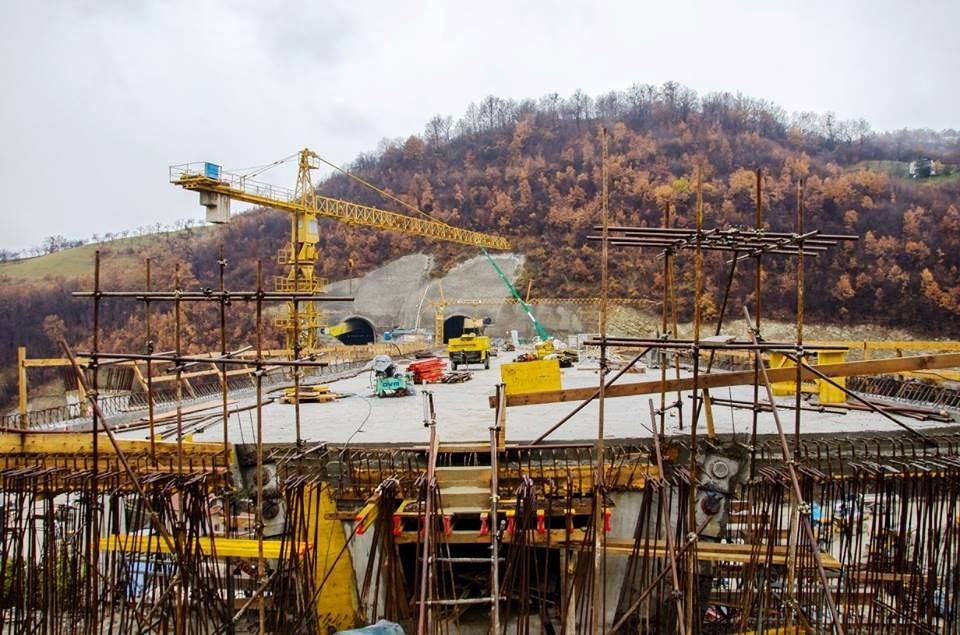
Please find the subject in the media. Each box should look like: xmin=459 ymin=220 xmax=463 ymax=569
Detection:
xmin=0 ymin=431 xmax=227 ymax=460
xmin=810 ymin=340 xmax=960 ymax=351
xmin=499 ymin=352 xmax=960 ymax=407
xmin=100 ymin=535 xmax=308 ymax=559
xmin=17 ymin=347 xmax=26 ymax=426
xmin=0 ymin=462 xmax=225 ymax=482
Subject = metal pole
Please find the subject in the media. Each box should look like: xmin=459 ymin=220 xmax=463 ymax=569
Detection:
xmin=255 ymin=261 xmax=266 ymax=634
xmin=146 ymin=258 xmax=156 ymax=463
xmin=16 ymin=346 xmax=27 ymax=428
xmin=661 ymin=201 xmax=671 ymax=436
xmin=750 ymin=168 xmax=763 ymax=478
xmin=794 ymin=179 xmax=805 ymax=451
xmin=218 ymin=246 xmax=236 ymax=634
xmin=685 ymin=167 xmax=704 ymax=635
xmin=489 ymin=400 xmax=502 ymax=632
xmin=592 ymin=126 xmax=610 ymax=633
xmin=417 ymin=391 xmax=438 ymax=635
xmin=90 ymin=249 xmax=101 ymax=633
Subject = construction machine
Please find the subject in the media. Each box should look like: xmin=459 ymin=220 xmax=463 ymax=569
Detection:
xmin=447 ymin=318 xmax=491 ymax=370
xmin=371 ymin=355 xmax=414 ymax=397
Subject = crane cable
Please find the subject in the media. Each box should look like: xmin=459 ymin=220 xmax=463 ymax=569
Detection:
xmin=233 ymin=152 xmax=300 ymax=180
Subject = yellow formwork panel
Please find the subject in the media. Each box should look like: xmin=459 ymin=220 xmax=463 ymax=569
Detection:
xmin=769 ymin=351 xmax=847 ymax=403
xmin=769 ymin=352 xmax=817 ymax=396
xmin=501 ymin=359 xmax=561 ymax=395
xmin=306 ymin=483 xmax=360 ymax=631
xmin=816 ymin=350 xmax=847 ymax=403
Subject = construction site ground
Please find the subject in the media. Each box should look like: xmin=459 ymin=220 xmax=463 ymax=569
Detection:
xmin=111 ymin=346 xmax=960 ymax=447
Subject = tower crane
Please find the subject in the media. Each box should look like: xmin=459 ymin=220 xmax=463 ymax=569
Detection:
xmin=170 ymin=149 xmax=509 ymax=351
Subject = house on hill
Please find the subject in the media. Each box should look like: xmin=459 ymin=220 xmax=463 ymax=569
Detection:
xmin=909 ymin=157 xmax=935 ymax=178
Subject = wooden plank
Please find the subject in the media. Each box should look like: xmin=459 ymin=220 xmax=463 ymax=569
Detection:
xmin=811 ymin=340 xmax=960 ymax=352
xmin=499 ymin=352 xmax=960 ymax=407
xmin=22 ymin=357 xmax=76 ymax=368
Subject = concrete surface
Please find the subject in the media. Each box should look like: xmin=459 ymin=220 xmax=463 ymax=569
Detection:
xmin=157 ymin=349 xmax=959 ymax=448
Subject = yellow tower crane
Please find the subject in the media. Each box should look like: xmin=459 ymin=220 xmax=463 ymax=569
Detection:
xmin=170 ymin=149 xmax=509 ymax=351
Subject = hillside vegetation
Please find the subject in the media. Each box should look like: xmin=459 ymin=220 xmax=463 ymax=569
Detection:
xmin=2 ymin=82 xmax=960 ymax=408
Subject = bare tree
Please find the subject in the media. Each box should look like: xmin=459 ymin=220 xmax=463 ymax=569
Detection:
xmin=424 ymin=114 xmax=453 ymax=146
xmin=564 ymin=89 xmax=594 ymax=127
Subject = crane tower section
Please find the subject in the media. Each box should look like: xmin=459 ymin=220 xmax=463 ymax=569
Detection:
xmin=170 ymin=148 xmax=509 ymax=351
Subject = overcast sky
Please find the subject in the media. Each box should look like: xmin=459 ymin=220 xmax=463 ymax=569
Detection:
xmin=1 ymin=0 xmax=956 ymax=253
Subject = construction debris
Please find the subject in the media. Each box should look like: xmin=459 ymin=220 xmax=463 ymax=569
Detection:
xmin=439 ymin=371 xmax=472 ymax=383
xmin=280 ymin=384 xmax=339 ymax=404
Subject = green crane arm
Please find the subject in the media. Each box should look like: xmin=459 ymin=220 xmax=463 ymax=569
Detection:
xmin=481 ymin=247 xmax=551 ymax=341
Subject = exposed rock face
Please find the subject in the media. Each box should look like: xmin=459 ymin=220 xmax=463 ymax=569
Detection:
xmin=322 ymin=253 xmax=569 ymax=340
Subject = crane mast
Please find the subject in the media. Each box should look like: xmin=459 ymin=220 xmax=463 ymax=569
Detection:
xmin=171 ymin=149 xmax=509 ymax=351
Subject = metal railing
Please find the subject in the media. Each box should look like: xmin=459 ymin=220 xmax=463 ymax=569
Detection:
xmin=169 ymin=163 xmax=299 ymax=204
xmin=4 ymin=357 xmax=371 ymax=429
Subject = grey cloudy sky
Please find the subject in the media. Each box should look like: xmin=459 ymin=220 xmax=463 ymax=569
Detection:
xmin=1 ymin=0 xmax=956 ymax=253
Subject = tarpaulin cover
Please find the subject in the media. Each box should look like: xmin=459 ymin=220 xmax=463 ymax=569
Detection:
xmin=335 ymin=620 xmax=405 ymax=635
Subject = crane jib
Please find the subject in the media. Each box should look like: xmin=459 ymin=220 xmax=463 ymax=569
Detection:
xmin=172 ymin=173 xmax=509 ymax=250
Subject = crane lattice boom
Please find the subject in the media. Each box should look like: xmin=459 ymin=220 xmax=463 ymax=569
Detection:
xmin=169 ymin=157 xmax=510 ymax=250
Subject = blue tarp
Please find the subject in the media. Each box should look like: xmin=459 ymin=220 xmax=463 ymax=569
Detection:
xmin=335 ymin=621 xmax=405 ymax=635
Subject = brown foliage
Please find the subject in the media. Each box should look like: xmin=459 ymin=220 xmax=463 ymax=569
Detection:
xmin=4 ymin=83 xmax=960 ymax=410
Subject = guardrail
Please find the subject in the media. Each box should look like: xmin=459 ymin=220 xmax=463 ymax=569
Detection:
xmin=4 ymin=356 xmax=375 ymax=429
xmin=169 ymin=163 xmax=298 ymax=204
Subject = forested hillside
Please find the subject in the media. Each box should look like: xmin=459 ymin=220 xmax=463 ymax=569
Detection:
xmin=2 ymin=82 xmax=960 ymax=407
xmin=320 ymin=84 xmax=960 ymax=330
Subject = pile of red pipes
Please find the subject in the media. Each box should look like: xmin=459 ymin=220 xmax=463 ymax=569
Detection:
xmin=407 ymin=357 xmax=447 ymax=384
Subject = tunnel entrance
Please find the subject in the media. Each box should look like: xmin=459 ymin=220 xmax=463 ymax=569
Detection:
xmin=333 ymin=316 xmax=375 ymax=345
xmin=442 ymin=314 xmax=472 ymax=343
